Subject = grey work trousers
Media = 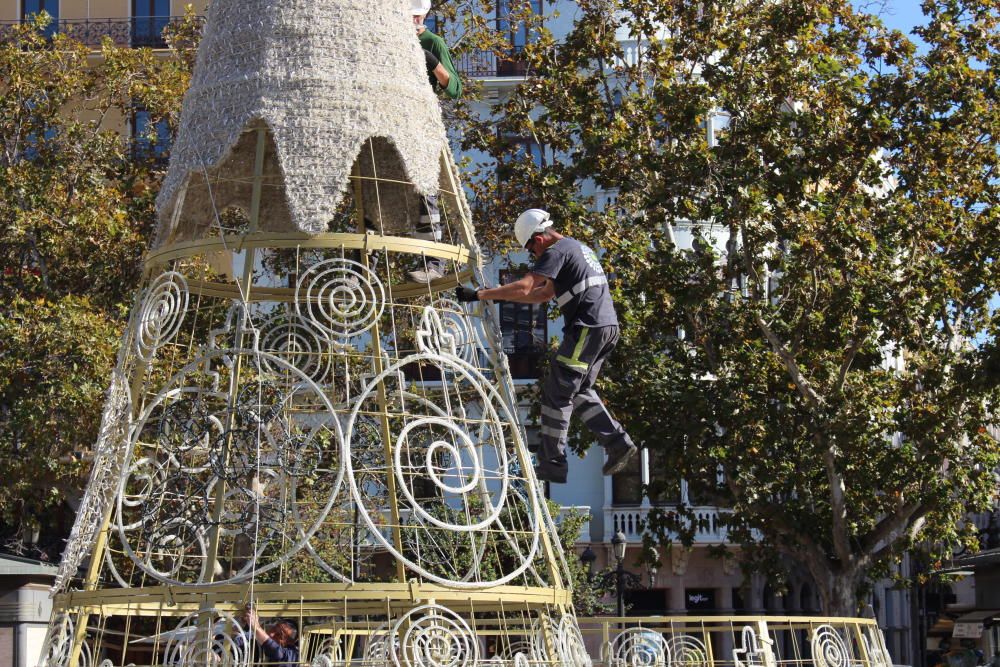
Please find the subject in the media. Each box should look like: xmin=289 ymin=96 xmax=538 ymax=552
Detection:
xmin=538 ymin=324 xmax=633 ymax=466
xmin=414 ymin=194 xmax=445 ymax=272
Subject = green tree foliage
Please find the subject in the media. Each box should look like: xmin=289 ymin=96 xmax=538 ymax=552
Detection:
xmin=0 ymin=11 xmax=200 ymax=557
xmin=460 ymin=0 xmax=1000 ymax=614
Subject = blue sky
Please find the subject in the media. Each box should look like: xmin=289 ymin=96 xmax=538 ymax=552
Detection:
xmin=854 ymin=0 xmax=929 ymax=50
xmin=858 ymin=0 xmax=927 ymax=34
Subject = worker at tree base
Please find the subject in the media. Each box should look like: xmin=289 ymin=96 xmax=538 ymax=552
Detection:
xmin=456 ymin=209 xmax=637 ymax=483
xmin=408 ymin=0 xmax=462 ymax=284
xmin=236 ymin=605 xmax=300 ymax=667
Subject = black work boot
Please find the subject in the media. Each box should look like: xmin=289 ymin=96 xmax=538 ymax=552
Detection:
xmin=602 ymin=441 xmax=637 ymax=476
xmin=534 ymin=457 xmax=568 ymax=484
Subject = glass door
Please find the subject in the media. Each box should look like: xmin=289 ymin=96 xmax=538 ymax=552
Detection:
xmin=132 ymin=0 xmax=170 ymax=47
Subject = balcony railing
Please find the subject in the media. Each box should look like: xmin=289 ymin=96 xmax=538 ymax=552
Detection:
xmin=0 ymin=16 xmax=204 ymax=49
xmin=454 ymin=45 xmax=529 ymax=78
xmin=606 ymin=505 xmax=733 ymax=543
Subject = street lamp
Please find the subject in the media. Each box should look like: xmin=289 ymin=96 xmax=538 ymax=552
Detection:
xmin=578 ymin=535 xmax=646 ymax=623
xmin=580 ymin=546 xmax=597 ymax=578
xmin=610 ymin=531 xmax=644 ymax=621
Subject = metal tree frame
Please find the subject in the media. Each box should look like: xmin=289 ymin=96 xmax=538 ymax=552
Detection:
xmin=42 ymin=129 xmax=583 ymax=667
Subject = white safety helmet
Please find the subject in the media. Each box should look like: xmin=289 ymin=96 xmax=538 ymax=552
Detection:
xmin=514 ymin=208 xmax=553 ymax=248
xmin=411 ymin=0 xmax=432 ymax=15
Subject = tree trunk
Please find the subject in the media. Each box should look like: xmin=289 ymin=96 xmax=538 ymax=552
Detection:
xmin=816 ymin=568 xmax=864 ymax=617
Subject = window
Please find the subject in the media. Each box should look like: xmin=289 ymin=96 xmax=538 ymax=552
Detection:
xmin=498 ymin=269 xmax=547 ymax=379
xmin=612 ymin=448 xmax=680 ymax=506
xmin=22 ymin=0 xmax=59 ymax=38
xmin=496 ymin=0 xmax=542 ymax=75
xmin=611 ymin=453 xmax=642 ymax=506
xmin=706 ymin=111 xmax=731 ymax=148
xmin=132 ymin=0 xmax=170 ymax=47
xmin=132 ymin=108 xmax=172 ymax=162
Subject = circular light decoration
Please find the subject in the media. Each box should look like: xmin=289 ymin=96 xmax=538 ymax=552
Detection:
xmin=557 ymin=616 xmax=591 ymax=667
xmin=432 ymin=298 xmax=482 ymax=365
xmin=114 ymin=349 xmax=345 ymax=587
xmin=612 ymin=628 xmax=670 ymax=667
xmin=257 ymin=310 xmax=333 ymax=384
xmin=296 ymin=258 xmax=385 ymax=338
xmin=811 ymin=625 xmax=850 ymax=667
xmin=39 ymin=613 xmax=75 ymax=667
xmin=391 ymin=604 xmax=479 ymax=667
xmin=163 ymin=609 xmax=249 ymax=667
xmin=344 ymin=352 xmax=541 ymax=588
xmin=136 ymin=271 xmax=189 ymax=361
xmin=666 ymin=635 xmax=709 ymax=667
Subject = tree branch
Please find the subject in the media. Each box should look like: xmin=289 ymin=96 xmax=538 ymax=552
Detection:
xmin=821 ymin=437 xmax=852 ymax=566
xmin=754 ymin=312 xmax=824 ymax=410
xmin=859 ymin=499 xmax=923 ymax=554
xmin=835 ymin=332 xmax=866 ymax=394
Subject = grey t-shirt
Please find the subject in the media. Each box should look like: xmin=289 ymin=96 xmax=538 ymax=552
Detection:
xmin=531 ymin=237 xmax=618 ymax=327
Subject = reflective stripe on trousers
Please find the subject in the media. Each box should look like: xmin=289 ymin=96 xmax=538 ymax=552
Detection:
xmin=537 ymin=324 xmax=634 ymax=465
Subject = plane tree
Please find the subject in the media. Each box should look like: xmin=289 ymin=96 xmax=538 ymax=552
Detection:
xmin=459 ymin=0 xmax=1000 ymax=614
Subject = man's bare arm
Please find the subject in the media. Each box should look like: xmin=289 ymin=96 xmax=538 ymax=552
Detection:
xmin=478 ymin=273 xmax=554 ymax=304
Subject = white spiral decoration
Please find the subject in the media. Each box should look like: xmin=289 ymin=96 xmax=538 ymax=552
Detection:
xmin=666 ymin=635 xmax=709 ymax=667
xmin=557 ymin=616 xmax=591 ymax=667
xmin=39 ymin=613 xmax=74 ymax=667
xmin=257 ymin=310 xmax=332 ymax=384
xmin=530 ymin=616 xmax=558 ymax=663
xmin=864 ymin=628 xmax=891 ymax=667
xmin=136 ymin=271 xmax=189 ymax=361
xmin=613 ymin=628 xmax=670 ymax=667
xmin=296 ymin=258 xmax=385 ymax=338
xmin=311 ymin=636 xmax=344 ymax=667
xmin=811 ymin=625 xmax=850 ymax=667
xmin=114 ymin=349 xmax=346 ymax=587
xmin=163 ymin=609 xmax=249 ymax=667
xmin=365 ymin=622 xmax=395 ymax=664
xmin=391 ymin=604 xmax=479 ymax=667
xmin=344 ymin=352 xmax=541 ymax=587
xmin=733 ymin=626 xmax=772 ymax=667
xmin=435 ymin=299 xmax=482 ymax=364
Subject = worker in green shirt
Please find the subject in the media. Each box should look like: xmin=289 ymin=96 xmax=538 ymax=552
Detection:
xmin=408 ymin=0 xmax=463 ymax=283
xmin=413 ymin=0 xmax=462 ymax=100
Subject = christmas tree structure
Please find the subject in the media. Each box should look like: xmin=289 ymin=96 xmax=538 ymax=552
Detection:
xmin=38 ymin=2 xmax=590 ymax=666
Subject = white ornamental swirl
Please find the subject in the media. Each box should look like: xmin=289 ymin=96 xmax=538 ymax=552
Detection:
xmin=613 ymin=628 xmax=670 ymax=667
xmin=435 ymin=299 xmax=481 ymax=364
xmin=391 ymin=604 xmax=479 ymax=667
xmin=136 ymin=271 xmax=189 ymax=361
xmin=344 ymin=352 xmax=541 ymax=588
xmin=163 ymin=609 xmax=249 ymax=667
xmin=733 ymin=626 xmax=772 ymax=667
xmin=811 ymin=626 xmax=849 ymax=667
xmin=557 ymin=616 xmax=591 ymax=667
xmin=311 ymin=637 xmax=344 ymax=667
xmin=40 ymin=613 xmax=74 ymax=667
xmin=864 ymin=628 xmax=891 ymax=667
xmin=666 ymin=635 xmax=708 ymax=667
xmin=114 ymin=349 xmax=346 ymax=587
xmin=296 ymin=258 xmax=385 ymax=338
xmin=365 ymin=622 xmax=395 ymax=664
xmin=257 ymin=310 xmax=332 ymax=384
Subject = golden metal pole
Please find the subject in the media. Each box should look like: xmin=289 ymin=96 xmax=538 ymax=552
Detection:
xmin=203 ymin=127 xmax=268 ymax=581
xmin=351 ymin=158 xmax=408 ymax=583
